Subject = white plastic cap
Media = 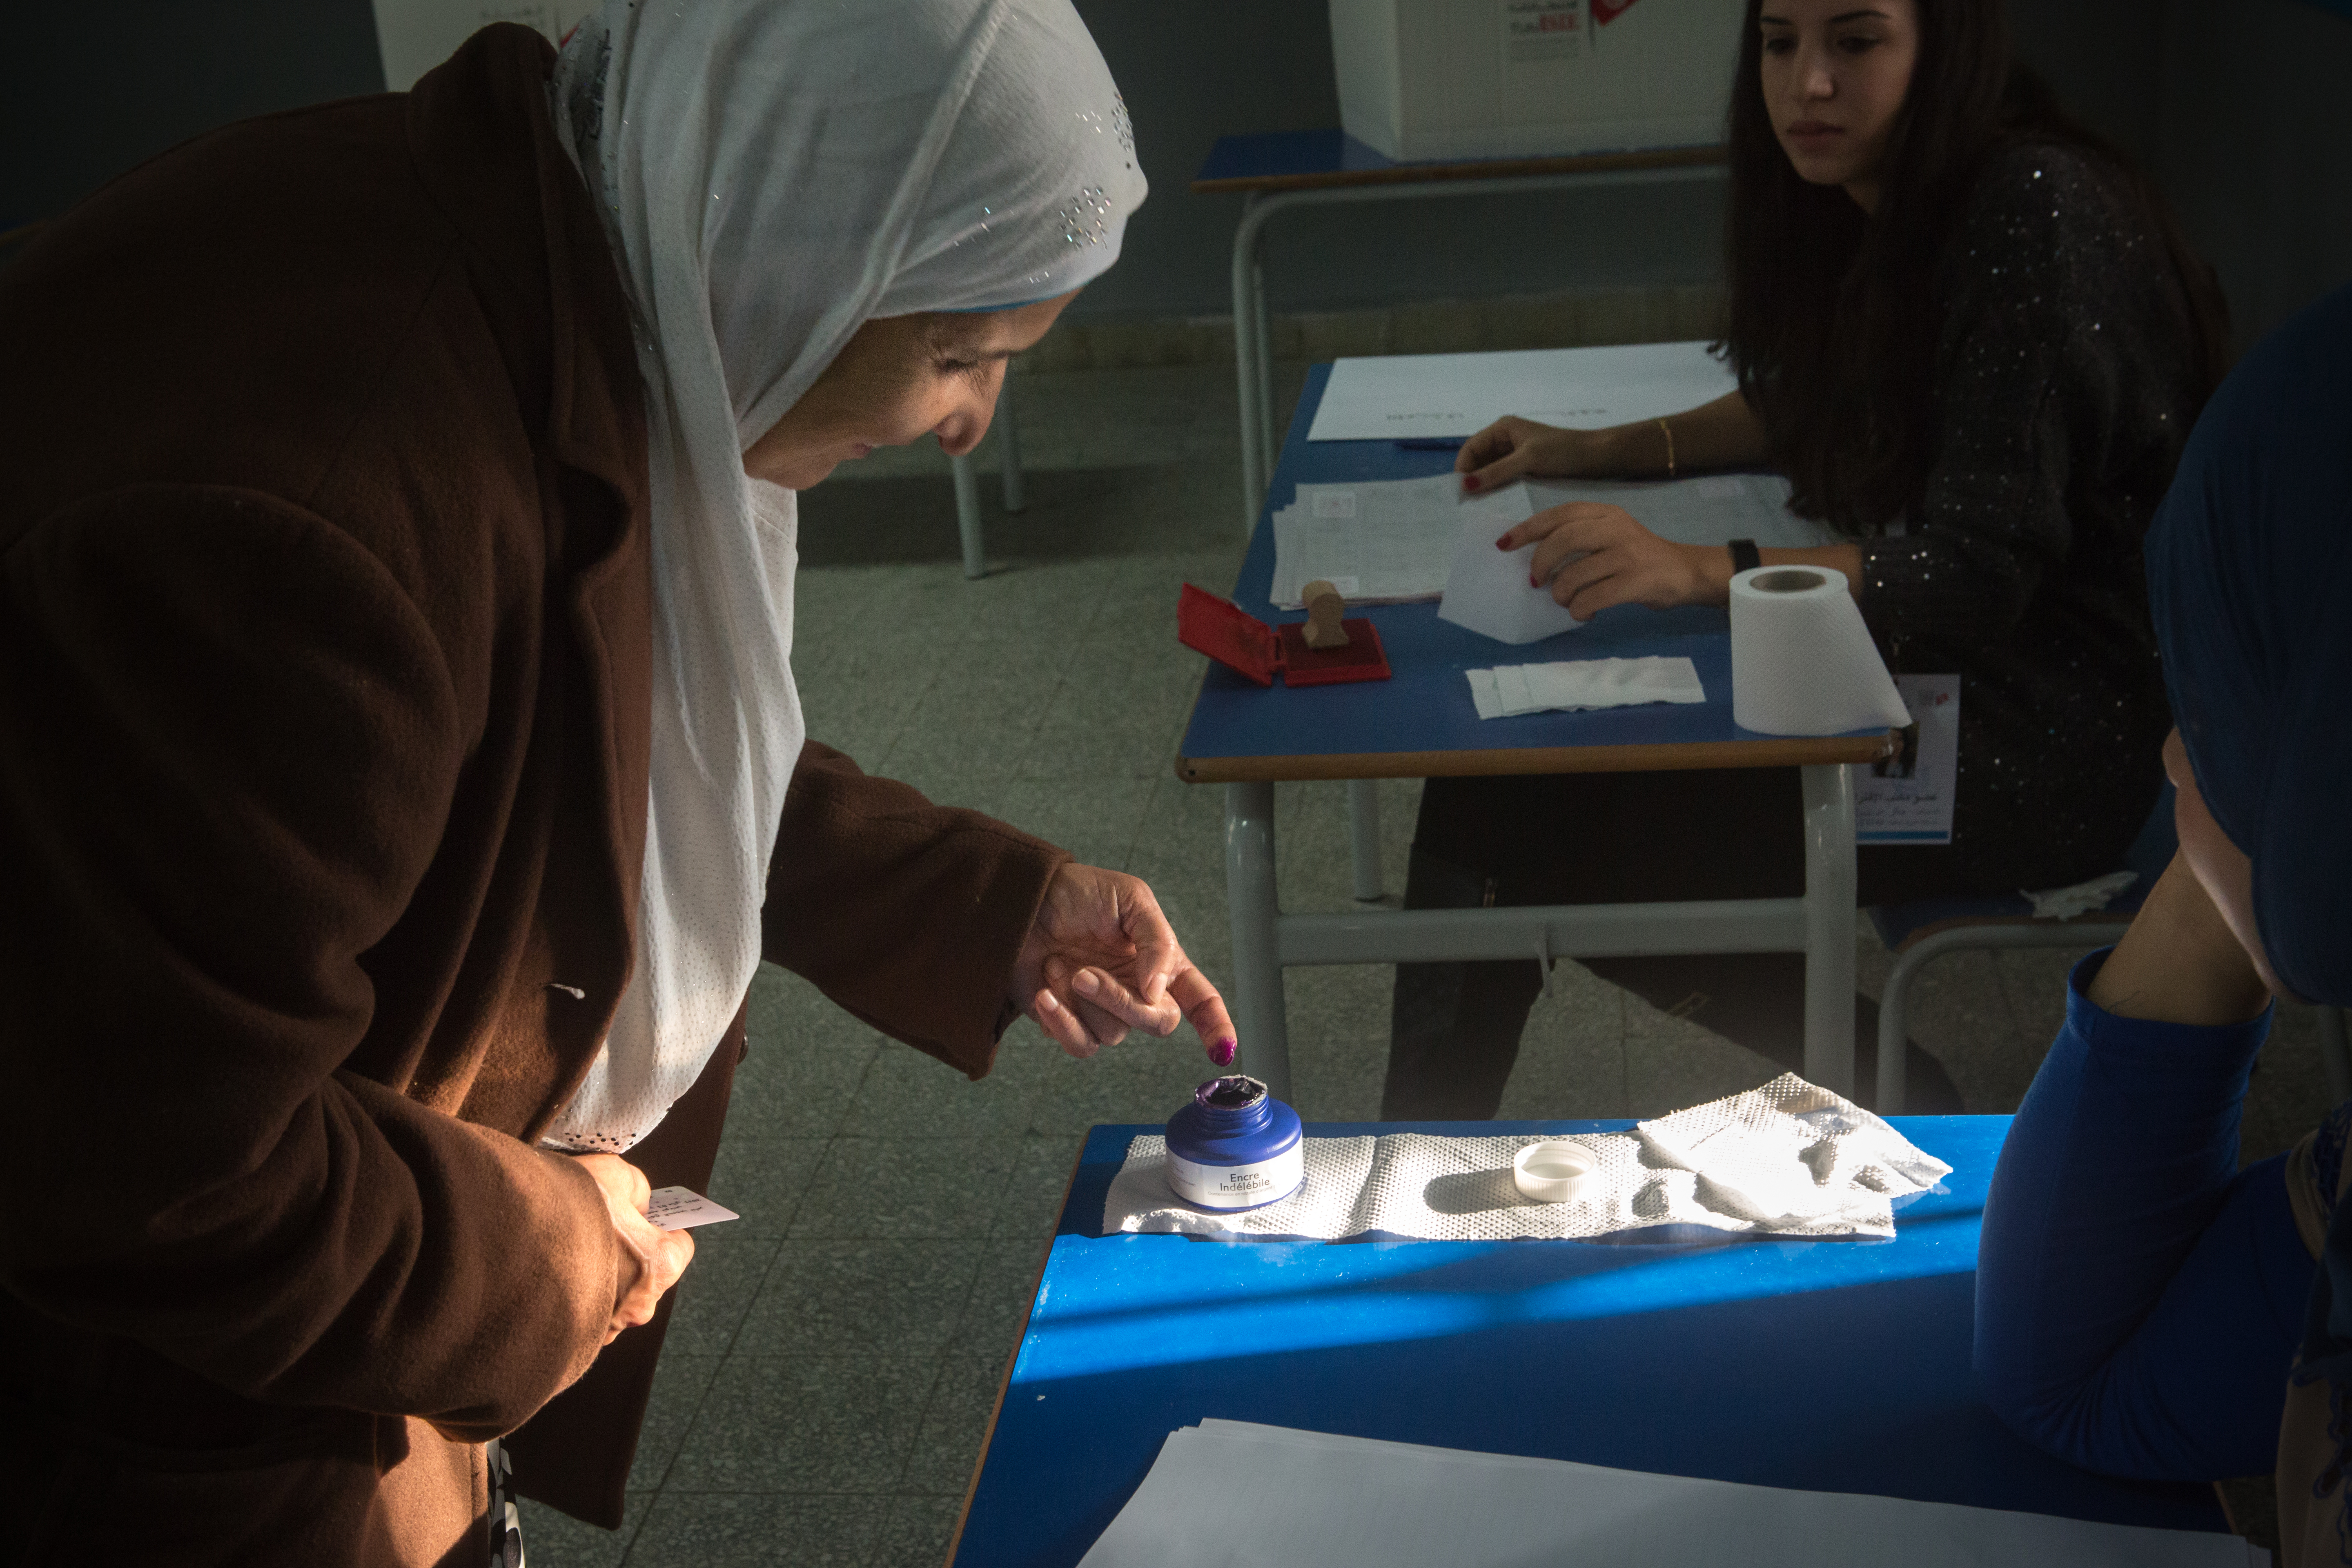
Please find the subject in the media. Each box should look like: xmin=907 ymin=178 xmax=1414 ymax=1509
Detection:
xmin=1512 ymin=1139 xmax=1598 ymax=1204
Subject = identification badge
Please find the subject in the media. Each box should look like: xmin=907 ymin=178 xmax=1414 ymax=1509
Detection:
xmin=644 ymin=1187 xmax=741 ymax=1231
xmin=1856 ymin=674 xmax=1959 ymax=844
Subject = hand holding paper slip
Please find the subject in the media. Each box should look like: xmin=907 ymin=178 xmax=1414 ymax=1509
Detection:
xmin=643 ymin=1187 xmax=739 ymax=1231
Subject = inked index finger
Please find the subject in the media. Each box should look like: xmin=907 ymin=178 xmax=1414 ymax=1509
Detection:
xmin=1169 ymin=966 xmax=1236 ymax=1061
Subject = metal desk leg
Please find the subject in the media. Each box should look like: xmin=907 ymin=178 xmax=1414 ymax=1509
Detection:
xmin=1346 ymin=779 xmax=1383 ymax=902
xmin=1799 ymin=763 xmax=1858 ymax=1096
xmin=997 ymin=371 xmax=1025 ymax=514
xmin=1254 ymin=256 xmax=1276 ymax=487
xmin=1225 ymin=780 xmax=1292 ymax=1103
xmin=1231 ymin=193 xmax=1268 ymax=534
xmin=951 ymin=448 xmax=986 ymax=579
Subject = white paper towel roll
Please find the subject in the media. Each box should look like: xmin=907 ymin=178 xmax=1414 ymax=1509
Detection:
xmin=1730 ymin=566 xmax=1910 ymax=735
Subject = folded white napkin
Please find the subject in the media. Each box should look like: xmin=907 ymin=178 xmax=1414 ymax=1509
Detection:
xmin=1466 ymin=656 xmax=1705 ymax=719
xmin=1103 ymin=1074 xmax=1949 ymax=1242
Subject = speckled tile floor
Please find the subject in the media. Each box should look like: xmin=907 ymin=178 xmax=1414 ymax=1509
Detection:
xmin=517 ymin=356 xmax=2341 ymax=1567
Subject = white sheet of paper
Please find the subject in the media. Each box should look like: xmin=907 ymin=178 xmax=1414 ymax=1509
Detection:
xmin=1307 ymin=341 xmax=1738 ymax=442
xmin=1524 ymin=471 xmax=1841 ymax=552
xmin=1436 ymin=503 xmax=1587 ymax=645
xmin=643 ymin=1187 xmax=741 ymax=1232
xmin=1856 ymin=674 xmax=1961 ymax=843
xmin=1077 ymin=1420 xmax=2265 ymax=1568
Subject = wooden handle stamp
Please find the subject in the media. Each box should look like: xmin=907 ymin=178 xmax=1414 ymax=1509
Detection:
xmin=1300 ymin=579 xmax=1351 ymax=650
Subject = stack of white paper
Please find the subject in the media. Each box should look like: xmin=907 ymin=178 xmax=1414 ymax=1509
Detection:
xmin=1268 ymin=475 xmax=1528 ymax=608
xmin=1078 ymin=1421 xmax=2267 ymax=1568
xmin=1466 ymin=657 xmax=1705 ymax=719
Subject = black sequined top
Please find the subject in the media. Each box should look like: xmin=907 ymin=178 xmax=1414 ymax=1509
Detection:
xmin=1856 ymin=140 xmax=2198 ymax=891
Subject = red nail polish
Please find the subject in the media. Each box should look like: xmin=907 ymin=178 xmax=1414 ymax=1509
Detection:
xmin=1463 ymin=475 xmax=1481 ymax=492
xmin=1494 ymin=535 xmax=1512 ymax=550
xmin=1212 ymin=1038 xmax=1236 ymax=1067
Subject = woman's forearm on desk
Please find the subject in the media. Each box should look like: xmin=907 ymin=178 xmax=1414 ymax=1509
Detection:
xmin=1601 ymin=390 xmax=1769 ymax=476
xmin=1458 ymin=391 xmax=1767 ymax=488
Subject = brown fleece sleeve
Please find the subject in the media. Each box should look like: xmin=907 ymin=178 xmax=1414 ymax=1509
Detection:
xmin=0 ymin=487 xmax=619 ymax=1438
xmin=762 ymin=742 xmax=1070 ymax=1079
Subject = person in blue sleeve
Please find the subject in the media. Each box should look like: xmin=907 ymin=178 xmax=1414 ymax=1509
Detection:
xmin=1972 ymin=280 xmax=2352 ymax=1564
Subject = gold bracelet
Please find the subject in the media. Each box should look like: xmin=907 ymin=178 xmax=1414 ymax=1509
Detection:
xmin=1655 ymin=417 xmax=1677 ymax=480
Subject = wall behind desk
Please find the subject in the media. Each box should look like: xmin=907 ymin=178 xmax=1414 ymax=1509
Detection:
xmin=5 ymin=0 xmax=2345 ymax=347
xmin=1067 ymin=0 xmax=1726 ymax=322
xmin=0 ymin=0 xmax=383 ymax=230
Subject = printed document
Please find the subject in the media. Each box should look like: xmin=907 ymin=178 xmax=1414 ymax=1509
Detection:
xmin=1307 ymin=340 xmax=1738 ymax=442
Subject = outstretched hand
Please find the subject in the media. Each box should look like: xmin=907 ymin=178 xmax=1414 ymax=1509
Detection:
xmin=1012 ymin=863 xmax=1236 ymax=1063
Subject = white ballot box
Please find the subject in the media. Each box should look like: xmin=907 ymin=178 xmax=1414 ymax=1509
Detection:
xmin=1329 ymin=0 xmax=1745 ymax=161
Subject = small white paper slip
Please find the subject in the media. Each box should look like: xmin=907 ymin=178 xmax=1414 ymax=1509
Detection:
xmin=1856 ymin=674 xmax=1961 ymax=844
xmin=643 ymin=1187 xmax=740 ymax=1231
xmin=1463 ymin=657 xmax=1705 ymax=719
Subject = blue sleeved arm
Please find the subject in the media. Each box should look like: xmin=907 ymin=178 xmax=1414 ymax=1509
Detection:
xmin=1974 ymin=950 xmax=2312 ymax=1480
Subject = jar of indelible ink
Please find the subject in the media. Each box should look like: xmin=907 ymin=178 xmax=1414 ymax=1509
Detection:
xmin=1163 ymin=1075 xmax=1304 ymax=1210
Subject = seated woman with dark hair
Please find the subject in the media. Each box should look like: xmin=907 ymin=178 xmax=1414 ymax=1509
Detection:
xmin=1972 ymin=280 xmax=2352 ymax=1566
xmin=1383 ymin=0 xmax=2230 ymax=1118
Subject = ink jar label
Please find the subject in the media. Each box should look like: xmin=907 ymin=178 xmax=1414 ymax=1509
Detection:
xmin=1165 ymin=1143 xmax=1305 ymax=1210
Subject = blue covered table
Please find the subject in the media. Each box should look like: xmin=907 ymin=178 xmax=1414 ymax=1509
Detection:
xmin=945 ymin=1116 xmax=2231 ymax=1566
xmin=1175 ymin=363 xmax=1893 ymax=1104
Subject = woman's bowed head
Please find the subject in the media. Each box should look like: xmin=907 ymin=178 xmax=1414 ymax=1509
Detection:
xmin=741 ymin=295 xmax=1075 ymax=490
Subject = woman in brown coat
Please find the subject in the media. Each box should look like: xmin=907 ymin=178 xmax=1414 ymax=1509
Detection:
xmin=0 ymin=4 xmax=1222 ymax=1563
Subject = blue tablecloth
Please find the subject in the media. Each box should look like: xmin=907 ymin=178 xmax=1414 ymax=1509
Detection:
xmin=949 ymin=1115 xmax=2228 ymax=1567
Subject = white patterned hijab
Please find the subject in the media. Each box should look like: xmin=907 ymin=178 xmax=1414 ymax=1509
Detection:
xmin=539 ymin=0 xmax=1145 ymax=1152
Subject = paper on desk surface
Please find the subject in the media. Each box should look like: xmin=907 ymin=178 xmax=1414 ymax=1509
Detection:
xmin=1307 ymin=341 xmax=1738 ymax=443
xmin=1269 ymin=472 xmax=1834 ymax=614
xmin=1269 ymin=475 xmax=1528 ymax=608
xmin=1077 ymin=1420 xmax=2267 ymax=1568
xmin=1525 ymin=471 xmax=1841 ymax=553
xmin=1467 ymin=656 xmax=1704 ymax=719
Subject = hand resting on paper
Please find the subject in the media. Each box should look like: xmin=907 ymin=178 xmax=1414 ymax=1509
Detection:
xmin=1013 ymin=862 xmax=1237 ymax=1064
xmin=1454 ymin=416 xmax=1619 ymax=491
xmin=1454 ymin=390 xmax=1769 ymax=492
xmin=1500 ymin=504 xmax=1867 ymax=619
xmin=574 ymin=1153 xmax=697 ymax=1345
xmin=1501 ymin=503 xmax=1717 ymax=619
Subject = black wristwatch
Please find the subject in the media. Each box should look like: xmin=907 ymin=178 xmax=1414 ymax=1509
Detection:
xmin=1727 ymin=539 xmax=1762 ymax=575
